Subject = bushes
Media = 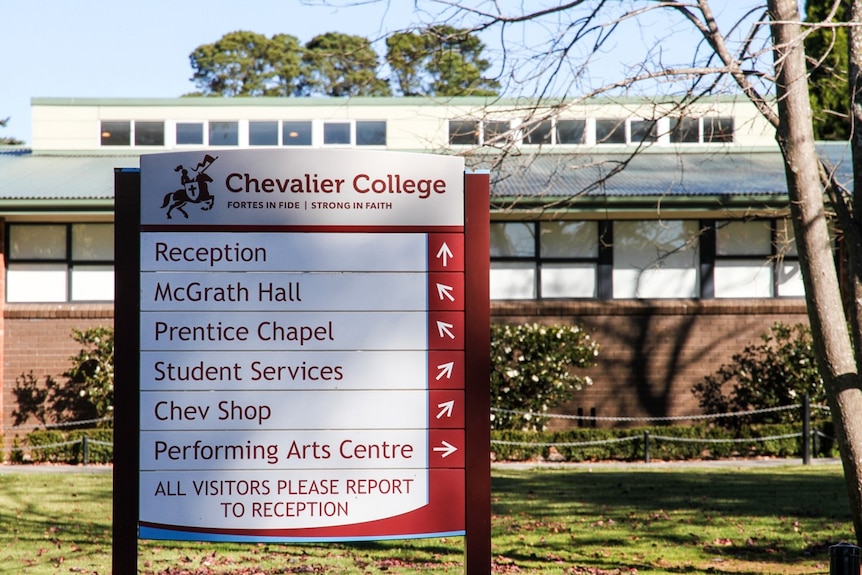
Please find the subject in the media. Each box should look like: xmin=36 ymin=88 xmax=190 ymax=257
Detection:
xmin=491 ymin=322 xmax=599 ymax=431
xmin=692 ymin=323 xmax=825 ymax=429
xmin=13 ymin=326 xmax=114 ymax=428
xmin=8 ymin=429 xmax=113 ymax=464
xmin=490 ymin=421 xmax=837 ymax=462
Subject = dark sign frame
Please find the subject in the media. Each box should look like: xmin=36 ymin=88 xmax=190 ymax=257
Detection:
xmin=113 ymin=164 xmax=490 ymax=574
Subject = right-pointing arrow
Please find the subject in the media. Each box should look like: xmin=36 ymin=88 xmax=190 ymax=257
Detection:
xmin=432 ymin=440 xmax=458 ymax=459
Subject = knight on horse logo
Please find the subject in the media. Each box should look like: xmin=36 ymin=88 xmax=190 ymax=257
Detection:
xmin=161 ymin=154 xmax=218 ymax=219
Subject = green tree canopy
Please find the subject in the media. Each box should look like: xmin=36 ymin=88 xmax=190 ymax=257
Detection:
xmin=386 ymin=25 xmax=499 ymax=97
xmin=189 ymin=30 xmax=303 ymax=96
xmin=0 ymin=117 xmax=23 ymax=146
xmin=805 ymin=0 xmax=849 ymax=140
xmin=301 ymin=32 xmax=391 ymax=97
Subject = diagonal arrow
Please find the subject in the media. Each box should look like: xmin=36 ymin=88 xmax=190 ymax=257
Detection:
xmin=435 ymin=242 xmax=453 ymax=267
xmin=432 ymin=440 xmax=458 ymax=458
xmin=435 ymin=361 xmax=454 ymax=381
xmin=436 ymin=400 xmax=455 ymax=419
xmin=436 ymin=320 xmax=455 ymax=340
xmin=436 ymin=282 xmax=455 ymax=302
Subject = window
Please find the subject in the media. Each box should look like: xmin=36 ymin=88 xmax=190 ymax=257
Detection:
xmin=323 ymin=122 xmax=351 ymax=145
xmin=712 ymin=220 xmax=803 ymax=298
xmin=775 ymin=219 xmax=804 ymax=296
xmin=704 ymin=117 xmax=734 ymax=142
xmin=101 ymin=121 xmax=164 ymax=146
xmin=539 ymin=221 xmax=599 ymax=298
xmin=483 ymin=121 xmax=510 ymax=145
xmin=7 ymin=223 xmax=114 ymax=302
xmin=629 ymin=119 xmax=658 ymax=144
xmin=449 ymin=120 xmax=479 ymax=145
xmin=595 ymin=118 xmax=627 ymax=144
xmin=135 ymin=122 xmax=164 ymax=146
xmin=490 ymin=221 xmax=604 ymax=299
xmin=556 ymin=119 xmax=586 ymax=144
xmin=101 ymin=121 xmax=130 ymax=146
xmin=612 ymin=220 xmax=699 ymax=298
xmin=209 ymin=121 xmax=238 ymax=146
xmin=176 ymin=122 xmax=204 ymax=145
xmin=249 ymin=121 xmax=279 ymax=146
xmin=490 ymin=222 xmax=536 ymax=299
xmin=356 ymin=121 xmax=386 ymax=146
xmin=523 ymin=120 xmax=552 ymax=145
xmin=490 ymin=218 xmax=803 ymax=302
xmin=670 ymin=117 xmax=700 ymax=143
xmin=714 ymin=220 xmax=773 ymax=297
xmin=283 ymin=121 xmax=312 ymax=146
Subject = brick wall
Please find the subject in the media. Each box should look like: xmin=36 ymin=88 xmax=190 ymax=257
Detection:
xmin=0 ymin=298 xmax=809 ymax=444
xmin=2 ymin=304 xmax=114 ymax=445
xmin=491 ymin=299 xmax=810 ymax=429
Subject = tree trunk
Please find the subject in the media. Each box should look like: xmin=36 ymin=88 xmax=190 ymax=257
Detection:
xmin=768 ymin=0 xmax=862 ymax=544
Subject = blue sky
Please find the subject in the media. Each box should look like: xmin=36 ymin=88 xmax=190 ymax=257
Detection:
xmin=1 ymin=0 xmax=422 ymax=144
xmin=1 ymin=0 xmax=755 ymax=145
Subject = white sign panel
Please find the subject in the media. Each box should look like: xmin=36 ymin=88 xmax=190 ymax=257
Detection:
xmin=138 ymin=150 xmax=466 ymax=542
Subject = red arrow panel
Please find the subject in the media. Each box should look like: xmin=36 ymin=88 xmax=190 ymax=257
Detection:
xmin=428 ymin=311 xmax=464 ymax=350
xmin=429 ymin=390 xmax=465 ymax=428
xmin=427 ymin=234 xmax=464 ymax=272
xmin=428 ymin=429 xmax=465 ymax=468
xmin=428 ymin=272 xmax=464 ymax=311
xmin=427 ymin=350 xmax=464 ymax=390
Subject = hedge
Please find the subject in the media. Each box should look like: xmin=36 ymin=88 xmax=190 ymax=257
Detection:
xmin=490 ymin=421 xmax=838 ymax=462
xmin=6 ymin=428 xmax=114 ymax=464
xmin=0 ymin=422 xmax=839 ymax=464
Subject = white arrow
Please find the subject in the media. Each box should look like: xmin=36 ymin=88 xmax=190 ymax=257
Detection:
xmin=435 ymin=361 xmax=454 ymax=381
xmin=435 ymin=242 xmax=453 ymax=267
xmin=433 ymin=440 xmax=458 ymax=458
xmin=436 ymin=320 xmax=455 ymax=340
xmin=436 ymin=283 xmax=455 ymax=302
xmin=436 ymin=400 xmax=455 ymax=419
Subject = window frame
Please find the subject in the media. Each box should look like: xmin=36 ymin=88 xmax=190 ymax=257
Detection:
xmin=490 ymin=220 xmax=611 ymax=300
xmin=6 ymin=222 xmax=115 ymax=303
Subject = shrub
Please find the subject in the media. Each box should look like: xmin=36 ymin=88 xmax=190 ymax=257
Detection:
xmin=13 ymin=327 xmax=114 ymax=428
xmin=692 ymin=322 xmax=825 ymax=429
xmin=490 ymin=322 xmax=599 ymax=431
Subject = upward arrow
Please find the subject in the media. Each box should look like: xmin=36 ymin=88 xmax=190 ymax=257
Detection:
xmin=435 ymin=242 xmax=453 ymax=267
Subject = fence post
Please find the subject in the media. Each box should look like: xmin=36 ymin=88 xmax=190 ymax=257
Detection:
xmin=830 ymin=543 xmax=860 ymax=575
xmin=802 ymin=393 xmax=811 ymax=465
xmin=643 ymin=431 xmax=650 ymax=463
xmin=82 ymin=435 xmax=89 ymax=466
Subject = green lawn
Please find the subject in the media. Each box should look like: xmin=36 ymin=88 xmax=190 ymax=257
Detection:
xmin=0 ymin=463 xmax=854 ymax=574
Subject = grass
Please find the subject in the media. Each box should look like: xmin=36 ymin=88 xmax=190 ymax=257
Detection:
xmin=0 ymin=463 xmax=854 ymax=574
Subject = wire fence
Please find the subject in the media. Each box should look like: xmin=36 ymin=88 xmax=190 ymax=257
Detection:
xmin=1 ymin=399 xmax=834 ymax=465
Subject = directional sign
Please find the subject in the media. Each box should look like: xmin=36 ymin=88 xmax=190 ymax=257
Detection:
xmin=132 ymin=149 xmax=474 ymax=543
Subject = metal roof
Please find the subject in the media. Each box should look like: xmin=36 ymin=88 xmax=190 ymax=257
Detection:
xmin=0 ymin=152 xmax=137 ymax=202
xmin=481 ymin=143 xmax=853 ymax=200
xmin=0 ymin=144 xmax=852 ymax=213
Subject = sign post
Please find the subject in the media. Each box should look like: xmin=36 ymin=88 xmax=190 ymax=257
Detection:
xmin=114 ymin=150 xmax=490 ymax=572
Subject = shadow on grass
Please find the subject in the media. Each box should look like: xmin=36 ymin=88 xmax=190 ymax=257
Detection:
xmin=492 ymin=468 xmax=849 ymax=519
xmin=490 ymin=467 xmax=852 ymax=572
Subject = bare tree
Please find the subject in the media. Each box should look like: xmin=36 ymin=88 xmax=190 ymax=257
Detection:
xmin=309 ymin=0 xmax=862 ymax=541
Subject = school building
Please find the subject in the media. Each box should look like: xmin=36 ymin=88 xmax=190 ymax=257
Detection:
xmin=0 ymin=96 xmax=842 ymax=436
